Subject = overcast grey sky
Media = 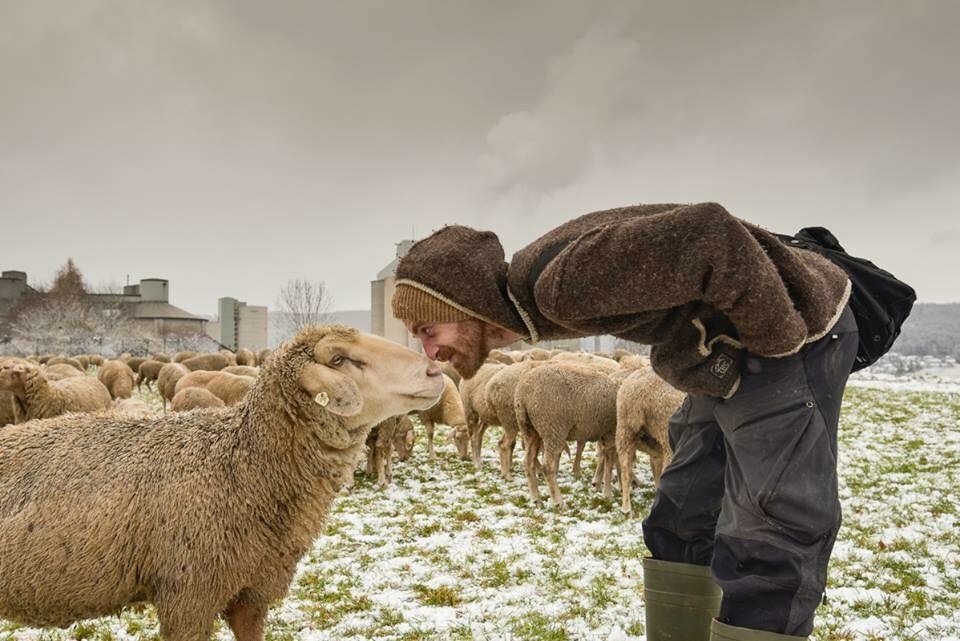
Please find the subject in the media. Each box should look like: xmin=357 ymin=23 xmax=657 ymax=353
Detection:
xmin=2 ymin=0 xmax=958 ymax=317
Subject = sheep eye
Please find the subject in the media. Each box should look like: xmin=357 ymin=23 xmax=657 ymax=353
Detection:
xmin=330 ymin=355 xmax=345 ymax=367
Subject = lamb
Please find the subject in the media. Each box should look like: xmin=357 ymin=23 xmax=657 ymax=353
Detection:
xmin=458 ymin=362 xmax=505 ymax=468
xmin=393 ymin=415 xmax=417 ymax=461
xmin=43 ymin=363 xmax=85 ymax=381
xmin=223 ymin=365 xmax=260 ymax=378
xmin=98 ymin=359 xmax=136 ymax=399
xmin=182 ymin=352 xmax=232 ymax=372
xmin=0 ymin=361 xmax=112 ymax=421
xmin=173 ymin=350 xmax=198 ymax=363
xmin=235 ymin=348 xmax=256 ymax=366
xmin=365 ymin=414 xmax=414 ymax=487
xmin=170 ymin=387 xmax=226 ymax=412
xmin=136 ymin=360 xmax=166 ymax=391
xmin=616 ymin=369 xmax=685 ymax=514
xmin=484 ymin=360 xmax=547 ymax=479
xmin=157 ymin=362 xmax=190 ymax=409
xmin=46 ymin=355 xmax=84 ymax=371
xmin=415 ymin=373 xmax=468 ymax=460
xmin=175 ymin=371 xmax=256 ymax=406
xmin=0 ymin=324 xmax=443 ymax=641
xmin=515 ymin=362 xmax=622 ymax=508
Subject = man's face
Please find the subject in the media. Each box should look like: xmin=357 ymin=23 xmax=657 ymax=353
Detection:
xmin=407 ymin=319 xmax=490 ymax=379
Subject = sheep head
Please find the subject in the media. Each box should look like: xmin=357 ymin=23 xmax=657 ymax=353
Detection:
xmin=275 ymin=325 xmax=444 ymax=449
xmin=0 ymin=362 xmax=30 ymax=400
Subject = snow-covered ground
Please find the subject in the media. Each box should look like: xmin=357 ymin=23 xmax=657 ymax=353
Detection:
xmin=1 ymin=373 xmax=958 ymax=641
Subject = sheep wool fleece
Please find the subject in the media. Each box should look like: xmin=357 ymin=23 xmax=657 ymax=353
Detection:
xmin=394 ymin=202 xmax=851 ymax=398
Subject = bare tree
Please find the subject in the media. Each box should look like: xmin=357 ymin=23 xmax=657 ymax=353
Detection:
xmin=275 ymin=278 xmax=334 ymax=340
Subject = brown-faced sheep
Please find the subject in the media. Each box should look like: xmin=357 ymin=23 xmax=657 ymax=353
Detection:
xmin=515 ymin=362 xmax=622 ymax=508
xmin=175 ymin=371 xmax=256 ymax=406
xmin=458 ymin=362 xmax=505 ymax=469
xmin=256 ymin=348 xmax=272 ymax=366
xmin=43 ymin=363 xmax=85 ymax=381
xmin=170 ymin=387 xmax=226 ymax=412
xmin=157 ymin=362 xmax=190 ymax=409
xmin=616 ymin=369 xmax=684 ymax=514
xmin=0 ymin=325 xmax=444 ymax=641
xmin=415 ymin=373 xmax=468 ymax=460
xmin=235 ymin=348 xmax=256 ymax=366
xmin=182 ymin=352 xmax=232 ymax=372
xmin=484 ymin=360 xmax=548 ymax=479
xmin=173 ymin=350 xmax=198 ymax=363
xmin=0 ymin=361 xmax=112 ymax=422
xmin=365 ymin=414 xmax=413 ymax=488
xmin=136 ymin=360 xmax=166 ymax=391
xmin=98 ymin=360 xmax=136 ymax=400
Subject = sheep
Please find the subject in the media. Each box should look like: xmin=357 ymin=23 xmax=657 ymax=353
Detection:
xmin=43 ymin=363 xmax=86 ymax=381
xmin=0 ymin=361 xmax=112 ymax=422
xmin=151 ymin=352 xmax=172 ymax=363
xmin=98 ymin=359 xmax=136 ymax=400
xmin=550 ymin=351 xmax=620 ymax=372
xmin=170 ymin=387 xmax=226 ymax=412
xmin=515 ymin=362 xmax=622 ymax=508
xmin=458 ymin=362 xmax=505 ymax=468
xmin=235 ymin=348 xmax=256 ymax=366
xmin=521 ymin=348 xmax=552 ymax=361
xmin=256 ymin=348 xmax=272 ymax=366
xmin=136 ymin=360 xmax=166 ymax=391
xmin=157 ymin=362 xmax=190 ymax=409
xmin=223 ymin=365 xmax=260 ymax=378
xmin=182 ymin=352 xmax=232 ymax=372
xmin=75 ymin=355 xmax=90 ymax=369
xmin=112 ymin=397 xmax=156 ymax=418
xmin=175 ymin=371 xmax=256 ymax=406
xmin=415 ymin=373 xmax=468 ymax=460
xmin=365 ymin=414 xmax=413 ymax=488
xmin=484 ymin=360 xmax=548 ymax=479
xmin=173 ymin=350 xmax=198 ymax=363
xmin=438 ymin=360 xmax=461 ymax=387
xmin=0 ymin=390 xmax=19 ymax=428
xmin=87 ymin=354 xmax=104 ymax=367
xmin=0 ymin=324 xmax=444 ymax=641
xmin=616 ymin=369 xmax=685 ymax=514
xmin=393 ymin=415 xmax=417 ymax=461
xmin=486 ymin=349 xmax=516 ymax=366
xmin=46 ymin=355 xmax=84 ymax=371
xmin=124 ymin=356 xmax=148 ymax=373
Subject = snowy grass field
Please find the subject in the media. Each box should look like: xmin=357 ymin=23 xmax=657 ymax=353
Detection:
xmin=1 ymin=380 xmax=958 ymax=641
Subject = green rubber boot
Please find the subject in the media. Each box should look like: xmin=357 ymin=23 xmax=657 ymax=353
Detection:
xmin=643 ymin=557 xmax=722 ymax=641
xmin=710 ymin=618 xmax=808 ymax=640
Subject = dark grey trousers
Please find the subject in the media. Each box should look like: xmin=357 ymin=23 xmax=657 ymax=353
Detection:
xmin=642 ymin=305 xmax=858 ymax=636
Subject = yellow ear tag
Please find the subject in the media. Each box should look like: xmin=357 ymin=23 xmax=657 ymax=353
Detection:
xmin=314 ymin=391 xmax=329 ymax=407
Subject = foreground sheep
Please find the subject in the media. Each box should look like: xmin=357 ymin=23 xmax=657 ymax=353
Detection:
xmin=616 ymin=369 xmax=684 ymax=514
xmin=0 ymin=361 xmax=112 ymax=421
xmin=0 ymin=325 xmax=443 ymax=640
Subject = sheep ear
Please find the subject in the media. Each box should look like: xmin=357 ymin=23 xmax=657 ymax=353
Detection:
xmin=298 ymin=362 xmax=363 ymax=417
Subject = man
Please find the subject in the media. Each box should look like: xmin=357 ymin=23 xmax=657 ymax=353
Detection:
xmin=391 ymin=202 xmax=858 ymax=641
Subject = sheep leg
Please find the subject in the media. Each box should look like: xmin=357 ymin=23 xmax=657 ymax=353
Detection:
xmin=425 ymin=419 xmax=436 ymax=460
xmin=498 ymin=427 xmax=518 ymax=479
xmin=543 ymin=443 xmax=565 ymax=509
xmin=471 ymin=421 xmax=487 ymax=469
xmin=523 ymin=431 xmax=543 ymax=504
xmin=571 ymin=440 xmax=586 ymax=479
xmin=602 ymin=443 xmax=615 ymax=499
xmin=156 ymin=603 xmax=216 ymax=641
xmin=618 ymin=442 xmax=637 ymax=514
xmin=225 ymin=597 xmax=268 ymax=641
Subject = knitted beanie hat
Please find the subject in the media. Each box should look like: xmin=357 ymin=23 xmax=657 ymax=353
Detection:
xmin=391 ymin=225 xmax=529 ymax=337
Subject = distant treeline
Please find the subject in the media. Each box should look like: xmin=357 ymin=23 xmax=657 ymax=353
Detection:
xmin=893 ymin=303 xmax=960 ymax=358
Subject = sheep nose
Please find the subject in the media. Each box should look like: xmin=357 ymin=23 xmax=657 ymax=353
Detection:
xmin=426 ymin=363 xmax=442 ymax=378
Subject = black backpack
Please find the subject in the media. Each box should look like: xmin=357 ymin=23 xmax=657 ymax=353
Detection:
xmin=776 ymin=226 xmax=917 ymax=372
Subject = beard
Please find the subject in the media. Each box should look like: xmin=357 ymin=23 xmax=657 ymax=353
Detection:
xmin=435 ymin=319 xmax=490 ymax=379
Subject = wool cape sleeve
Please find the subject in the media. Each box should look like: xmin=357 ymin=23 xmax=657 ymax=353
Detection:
xmin=532 ymin=202 xmax=815 ymax=357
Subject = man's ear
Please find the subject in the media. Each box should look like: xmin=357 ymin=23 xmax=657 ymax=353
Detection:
xmin=298 ymin=362 xmax=363 ymax=417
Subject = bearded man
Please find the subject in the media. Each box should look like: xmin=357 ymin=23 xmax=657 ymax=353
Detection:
xmin=390 ymin=202 xmax=857 ymax=641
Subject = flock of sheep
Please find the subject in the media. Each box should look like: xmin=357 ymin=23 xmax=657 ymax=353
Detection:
xmin=0 ymin=325 xmax=684 ymax=640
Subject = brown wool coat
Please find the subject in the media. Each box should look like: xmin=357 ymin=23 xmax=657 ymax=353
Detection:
xmin=399 ymin=203 xmax=850 ymax=398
